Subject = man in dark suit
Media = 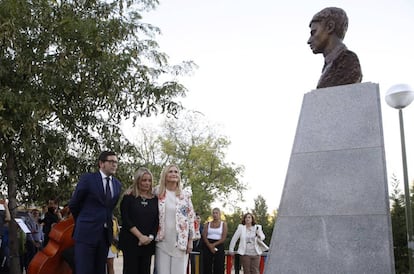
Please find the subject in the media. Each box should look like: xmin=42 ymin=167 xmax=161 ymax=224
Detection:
xmin=307 ymin=7 xmax=362 ymax=89
xmin=69 ymin=151 xmax=122 ymax=274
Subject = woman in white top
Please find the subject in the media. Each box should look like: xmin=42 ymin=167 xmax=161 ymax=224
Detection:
xmin=202 ymin=208 xmax=228 ymax=274
xmin=154 ymin=164 xmax=195 ymax=274
xmin=229 ymin=213 xmax=266 ymax=274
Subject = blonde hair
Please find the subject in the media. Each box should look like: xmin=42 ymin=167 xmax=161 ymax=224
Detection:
xmin=126 ymin=167 xmax=153 ymax=197
xmin=157 ymin=164 xmax=182 ymax=197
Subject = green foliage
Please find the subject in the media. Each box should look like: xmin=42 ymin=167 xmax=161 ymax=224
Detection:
xmin=253 ymin=195 xmax=275 ymax=245
xmin=0 ymin=0 xmax=192 ymax=272
xmin=390 ymin=174 xmax=409 ymax=273
xmin=253 ymin=195 xmax=268 ymax=227
xmin=160 ymin=113 xmax=246 ymax=216
xmin=0 ymin=0 xmax=192 ymax=204
xmin=130 ymin=111 xmax=247 ymax=217
xmin=224 ymin=209 xmax=244 ymax=249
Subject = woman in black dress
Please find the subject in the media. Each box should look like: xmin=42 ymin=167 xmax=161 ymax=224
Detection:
xmin=119 ymin=167 xmax=159 ymax=274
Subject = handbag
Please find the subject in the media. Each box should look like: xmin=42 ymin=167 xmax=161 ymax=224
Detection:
xmin=255 ymin=237 xmax=269 ymax=253
xmin=254 ymin=225 xmax=269 ymax=253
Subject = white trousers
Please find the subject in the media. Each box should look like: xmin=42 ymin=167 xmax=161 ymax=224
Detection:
xmin=155 ymin=246 xmax=188 ymax=274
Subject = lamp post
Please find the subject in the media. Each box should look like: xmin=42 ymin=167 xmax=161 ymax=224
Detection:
xmin=385 ymin=83 xmax=414 ymax=273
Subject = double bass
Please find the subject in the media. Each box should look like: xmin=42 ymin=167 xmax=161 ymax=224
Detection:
xmin=28 ymin=214 xmax=74 ymax=274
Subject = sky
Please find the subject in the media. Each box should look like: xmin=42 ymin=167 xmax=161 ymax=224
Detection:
xmin=133 ymin=0 xmax=414 ymax=212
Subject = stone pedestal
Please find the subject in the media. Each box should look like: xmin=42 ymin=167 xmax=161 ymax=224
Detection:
xmin=264 ymin=83 xmax=395 ymax=274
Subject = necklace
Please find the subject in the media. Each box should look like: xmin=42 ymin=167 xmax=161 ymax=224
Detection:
xmin=140 ymin=196 xmax=148 ymax=207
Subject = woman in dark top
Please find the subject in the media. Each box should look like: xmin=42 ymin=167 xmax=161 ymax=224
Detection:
xmin=119 ymin=167 xmax=159 ymax=274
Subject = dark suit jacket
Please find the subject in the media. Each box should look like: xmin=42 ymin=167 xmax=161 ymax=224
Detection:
xmin=69 ymin=172 xmax=121 ymax=245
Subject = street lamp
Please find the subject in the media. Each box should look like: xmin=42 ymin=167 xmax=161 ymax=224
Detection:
xmin=385 ymin=83 xmax=414 ymax=273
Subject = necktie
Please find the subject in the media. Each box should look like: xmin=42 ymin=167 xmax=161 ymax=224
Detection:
xmin=105 ymin=177 xmax=112 ymax=205
xmin=105 ymin=177 xmax=114 ymax=245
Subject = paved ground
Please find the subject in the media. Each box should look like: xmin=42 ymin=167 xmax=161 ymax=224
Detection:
xmin=113 ymin=254 xmax=156 ymax=273
xmin=113 ymin=254 xmax=242 ymax=273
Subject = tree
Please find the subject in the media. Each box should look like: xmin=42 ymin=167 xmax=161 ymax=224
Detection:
xmin=130 ymin=111 xmax=247 ymax=217
xmin=252 ymin=195 xmax=268 ymax=228
xmin=0 ymin=0 xmax=192 ymax=272
xmin=162 ymin=112 xmax=247 ymax=216
xmin=390 ymin=174 xmax=409 ymax=273
xmin=252 ymin=195 xmax=275 ymax=246
xmin=224 ymin=209 xmax=244 ymax=249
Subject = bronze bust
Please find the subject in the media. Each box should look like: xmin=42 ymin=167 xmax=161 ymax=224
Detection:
xmin=308 ymin=7 xmax=362 ymax=89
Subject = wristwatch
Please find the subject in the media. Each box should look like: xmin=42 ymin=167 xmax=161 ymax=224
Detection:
xmin=148 ymin=234 xmax=154 ymax=240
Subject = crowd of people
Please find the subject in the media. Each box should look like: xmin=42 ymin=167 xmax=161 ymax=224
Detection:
xmin=0 ymin=197 xmax=70 ymax=273
xmin=69 ymin=152 xmax=264 ymax=274
xmin=0 ymin=150 xmax=267 ymax=274
xmin=66 ymin=151 xmax=267 ymax=274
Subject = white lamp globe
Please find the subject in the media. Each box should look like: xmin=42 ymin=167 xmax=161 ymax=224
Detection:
xmin=385 ymin=83 xmax=414 ymax=109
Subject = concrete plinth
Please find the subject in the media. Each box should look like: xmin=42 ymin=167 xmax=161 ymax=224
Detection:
xmin=264 ymin=83 xmax=395 ymax=274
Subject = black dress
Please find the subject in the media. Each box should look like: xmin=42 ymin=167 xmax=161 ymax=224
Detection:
xmin=119 ymin=194 xmax=159 ymax=274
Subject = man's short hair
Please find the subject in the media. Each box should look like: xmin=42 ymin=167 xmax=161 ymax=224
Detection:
xmin=98 ymin=151 xmax=117 ymax=163
xmin=310 ymin=7 xmax=348 ymax=40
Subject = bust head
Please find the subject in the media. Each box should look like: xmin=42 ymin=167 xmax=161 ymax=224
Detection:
xmin=310 ymin=7 xmax=348 ymax=39
xmin=308 ymin=7 xmax=348 ymax=55
xmin=307 ymin=7 xmax=362 ymax=88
